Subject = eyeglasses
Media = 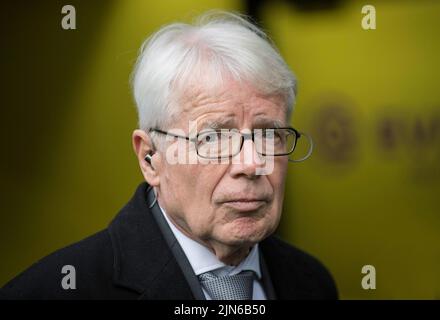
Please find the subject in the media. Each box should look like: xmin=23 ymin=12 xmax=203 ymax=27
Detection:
xmin=149 ymin=127 xmax=309 ymax=160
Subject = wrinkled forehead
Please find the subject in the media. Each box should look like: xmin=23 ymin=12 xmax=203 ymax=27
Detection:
xmin=170 ymin=78 xmax=289 ymax=131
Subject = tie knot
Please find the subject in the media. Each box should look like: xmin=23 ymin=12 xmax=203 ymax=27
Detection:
xmin=198 ymin=270 xmax=254 ymax=300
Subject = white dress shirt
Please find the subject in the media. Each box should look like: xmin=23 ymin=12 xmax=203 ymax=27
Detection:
xmin=159 ymin=205 xmax=267 ymax=300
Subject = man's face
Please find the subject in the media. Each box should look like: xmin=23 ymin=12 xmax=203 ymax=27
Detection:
xmin=155 ymin=80 xmax=289 ymax=250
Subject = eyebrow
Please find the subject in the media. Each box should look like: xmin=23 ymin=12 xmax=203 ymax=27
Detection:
xmin=197 ymin=117 xmax=236 ymax=130
xmin=197 ymin=117 xmax=286 ymax=131
xmin=252 ymin=118 xmax=285 ymax=129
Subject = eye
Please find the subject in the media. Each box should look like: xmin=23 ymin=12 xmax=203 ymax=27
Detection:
xmin=262 ymin=129 xmax=276 ymax=139
xmin=260 ymin=129 xmax=285 ymax=144
xmin=198 ymin=130 xmax=221 ymax=145
xmin=205 ymin=133 xmax=216 ymax=142
xmin=265 ymin=130 xmax=274 ymax=138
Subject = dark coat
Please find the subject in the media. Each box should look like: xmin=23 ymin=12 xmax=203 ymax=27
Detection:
xmin=1 ymin=182 xmax=338 ymax=300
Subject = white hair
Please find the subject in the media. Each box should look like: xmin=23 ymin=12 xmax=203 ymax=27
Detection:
xmin=131 ymin=10 xmax=297 ymax=131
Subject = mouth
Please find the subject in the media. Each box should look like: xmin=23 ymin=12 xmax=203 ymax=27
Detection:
xmin=221 ymin=198 xmax=268 ymax=212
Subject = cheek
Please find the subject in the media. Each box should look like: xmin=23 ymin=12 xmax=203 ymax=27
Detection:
xmin=273 ymin=159 xmax=288 ymax=191
xmin=166 ymin=164 xmax=227 ymax=228
xmin=161 ymin=164 xmax=199 ymax=217
xmin=266 ymin=161 xmax=288 ymax=222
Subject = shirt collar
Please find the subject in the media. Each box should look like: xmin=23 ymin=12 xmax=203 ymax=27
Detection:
xmin=159 ymin=205 xmax=262 ymax=279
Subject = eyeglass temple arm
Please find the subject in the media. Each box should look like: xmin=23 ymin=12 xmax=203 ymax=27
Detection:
xmin=149 ymin=128 xmax=191 ymax=141
xmin=288 ymin=131 xmax=314 ymax=163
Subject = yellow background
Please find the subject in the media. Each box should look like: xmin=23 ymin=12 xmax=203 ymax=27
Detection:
xmin=1 ymin=0 xmax=439 ymax=299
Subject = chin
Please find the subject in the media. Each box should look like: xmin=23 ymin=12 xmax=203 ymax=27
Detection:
xmin=222 ymin=218 xmax=271 ymax=245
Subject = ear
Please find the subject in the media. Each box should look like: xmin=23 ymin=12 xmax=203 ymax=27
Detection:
xmin=132 ymin=129 xmax=160 ymax=187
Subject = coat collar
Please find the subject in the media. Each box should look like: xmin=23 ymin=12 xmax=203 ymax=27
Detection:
xmin=108 ymin=182 xmax=195 ymax=299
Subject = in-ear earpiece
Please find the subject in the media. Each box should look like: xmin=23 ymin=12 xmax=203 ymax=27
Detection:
xmin=144 ymin=153 xmax=153 ymax=165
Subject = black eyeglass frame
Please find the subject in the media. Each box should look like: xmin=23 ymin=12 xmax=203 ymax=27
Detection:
xmin=148 ymin=127 xmax=302 ymax=160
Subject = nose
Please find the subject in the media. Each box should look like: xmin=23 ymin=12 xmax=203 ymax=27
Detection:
xmin=229 ymin=135 xmax=266 ymax=179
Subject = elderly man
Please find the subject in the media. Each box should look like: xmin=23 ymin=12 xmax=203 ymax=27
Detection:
xmin=1 ymin=11 xmax=337 ymax=300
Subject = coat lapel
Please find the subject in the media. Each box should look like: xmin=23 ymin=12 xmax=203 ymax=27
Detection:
xmin=108 ymin=182 xmax=195 ymax=299
xmin=260 ymin=236 xmax=319 ymax=299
